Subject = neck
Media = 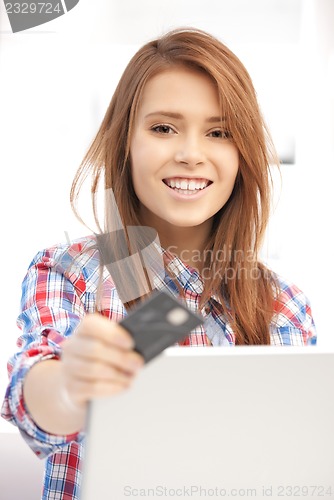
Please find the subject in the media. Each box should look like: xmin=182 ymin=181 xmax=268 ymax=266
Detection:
xmin=138 ymin=207 xmax=214 ymax=272
xmin=152 ymin=222 xmax=212 ymax=273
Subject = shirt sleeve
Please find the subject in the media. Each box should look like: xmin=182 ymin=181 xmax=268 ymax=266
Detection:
xmin=1 ymin=244 xmax=91 ymax=459
xmin=271 ymin=274 xmax=317 ymax=346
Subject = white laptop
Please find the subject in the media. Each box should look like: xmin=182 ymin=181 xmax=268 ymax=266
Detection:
xmin=81 ymin=346 xmax=334 ymax=499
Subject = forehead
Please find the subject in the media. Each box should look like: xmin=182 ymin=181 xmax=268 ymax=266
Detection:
xmin=136 ymin=67 xmax=220 ymax=117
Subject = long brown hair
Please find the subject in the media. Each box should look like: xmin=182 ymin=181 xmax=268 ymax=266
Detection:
xmin=71 ymin=27 xmax=280 ymax=345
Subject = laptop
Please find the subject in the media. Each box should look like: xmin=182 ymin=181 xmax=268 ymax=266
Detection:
xmin=81 ymin=346 xmax=334 ymax=499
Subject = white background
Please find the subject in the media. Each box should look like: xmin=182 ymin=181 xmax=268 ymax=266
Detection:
xmin=0 ymin=0 xmax=333 ymax=432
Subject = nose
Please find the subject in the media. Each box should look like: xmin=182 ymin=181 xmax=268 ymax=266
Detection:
xmin=174 ymin=134 xmax=206 ymax=166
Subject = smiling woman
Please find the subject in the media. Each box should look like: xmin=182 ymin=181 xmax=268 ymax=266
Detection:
xmin=1 ymin=27 xmax=316 ymax=500
xmin=71 ymin=27 xmax=292 ymax=345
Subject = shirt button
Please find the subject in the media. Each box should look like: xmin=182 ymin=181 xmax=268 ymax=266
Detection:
xmin=204 ymin=305 xmax=211 ymax=314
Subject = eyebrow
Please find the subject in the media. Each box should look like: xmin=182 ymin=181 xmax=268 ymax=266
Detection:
xmin=144 ymin=111 xmax=225 ymax=123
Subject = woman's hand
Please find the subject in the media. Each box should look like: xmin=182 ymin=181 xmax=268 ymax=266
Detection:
xmin=60 ymin=313 xmax=144 ymax=411
xmin=23 ymin=313 xmax=144 ymax=435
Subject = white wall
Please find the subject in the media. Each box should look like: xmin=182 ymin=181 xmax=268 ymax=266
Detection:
xmin=0 ymin=0 xmax=333 ymax=433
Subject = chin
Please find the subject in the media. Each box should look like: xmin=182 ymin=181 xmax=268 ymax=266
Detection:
xmin=168 ymin=218 xmax=208 ymax=228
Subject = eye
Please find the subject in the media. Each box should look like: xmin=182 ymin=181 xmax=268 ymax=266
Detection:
xmin=151 ymin=124 xmax=176 ymax=135
xmin=208 ymin=129 xmax=232 ymax=139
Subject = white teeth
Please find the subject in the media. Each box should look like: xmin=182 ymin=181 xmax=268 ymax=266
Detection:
xmin=165 ymin=178 xmax=210 ymax=191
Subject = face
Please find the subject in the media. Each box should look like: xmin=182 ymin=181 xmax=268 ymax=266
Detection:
xmin=130 ymin=67 xmax=239 ymax=236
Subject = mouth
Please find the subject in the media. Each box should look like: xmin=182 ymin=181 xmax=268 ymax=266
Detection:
xmin=162 ymin=177 xmax=212 ymax=195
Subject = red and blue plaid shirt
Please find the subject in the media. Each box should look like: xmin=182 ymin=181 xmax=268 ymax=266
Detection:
xmin=1 ymin=236 xmax=316 ymax=499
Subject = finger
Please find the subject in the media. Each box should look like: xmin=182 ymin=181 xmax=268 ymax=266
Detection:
xmin=63 ymin=336 xmax=144 ymax=374
xmin=77 ymin=313 xmax=135 ymax=350
xmin=69 ymin=378 xmax=133 ymax=405
xmin=65 ymin=357 xmax=137 ymax=385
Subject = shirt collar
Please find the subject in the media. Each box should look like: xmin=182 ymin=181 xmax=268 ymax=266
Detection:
xmin=159 ymin=245 xmax=224 ymax=307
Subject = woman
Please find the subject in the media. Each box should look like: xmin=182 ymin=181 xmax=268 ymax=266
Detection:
xmin=1 ymin=27 xmax=316 ymax=500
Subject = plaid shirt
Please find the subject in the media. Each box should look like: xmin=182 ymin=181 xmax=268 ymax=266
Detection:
xmin=1 ymin=236 xmax=316 ymax=500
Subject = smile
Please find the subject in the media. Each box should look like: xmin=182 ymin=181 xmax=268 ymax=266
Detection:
xmin=162 ymin=177 xmax=213 ymax=200
xmin=162 ymin=177 xmax=212 ymax=195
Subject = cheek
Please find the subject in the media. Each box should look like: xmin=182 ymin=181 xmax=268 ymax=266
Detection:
xmin=129 ymin=153 xmax=139 ymax=198
xmin=130 ymin=142 xmax=143 ymax=172
xmin=220 ymin=145 xmax=239 ymax=180
xmin=129 ymin=137 xmax=147 ymax=186
xmin=130 ymin=137 xmax=156 ymax=176
xmin=129 ymin=147 xmax=151 ymax=201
